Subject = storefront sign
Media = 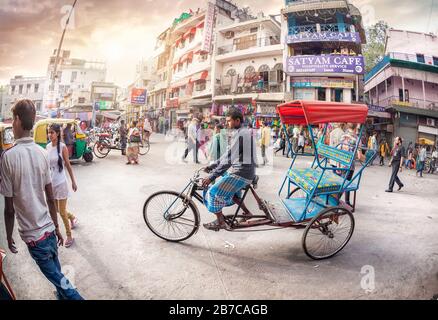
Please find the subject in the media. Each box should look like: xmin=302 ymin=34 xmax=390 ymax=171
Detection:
xmin=367 ymin=104 xmax=391 ymax=119
xmin=166 ymin=98 xmax=179 ymax=109
xmin=418 ymin=125 xmax=438 ymax=136
xmin=286 ymin=32 xmax=360 ymax=44
xmin=286 ymin=55 xmax=365 ymax=75
xmin=292 ymin=79 xmax=354 ymax=89
xmin=201 ymin=1 xmax=216 ymax=53
xmin=131 ymin=88 xmax=147 ymax=105
xmin=256 ymin=104 xmax=279 ymax=117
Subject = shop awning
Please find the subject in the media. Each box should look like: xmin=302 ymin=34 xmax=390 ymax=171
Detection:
xmin=63 ymin=104 xmax=93 ymax=113
xmin=196 ymin=21 xmax=205 ymax=29
xmin=190 ymin=70 xmax=209 ymax=83
xmin=277 ymin=100 xmax=369 ymax=125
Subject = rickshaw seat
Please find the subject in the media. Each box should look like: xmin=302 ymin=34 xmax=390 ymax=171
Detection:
xmin=288 ymin=168 xmax=359 ymax=195
xmin=316 ymin=143 xmax=354 ymax=167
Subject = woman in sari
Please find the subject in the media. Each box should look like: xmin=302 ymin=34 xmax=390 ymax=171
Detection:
xmin=127 ymin=121 xmax=141 ymax=165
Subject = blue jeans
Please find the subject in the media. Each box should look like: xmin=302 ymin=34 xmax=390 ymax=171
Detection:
xmin=27 ymin=232 xmax=83 ymax=300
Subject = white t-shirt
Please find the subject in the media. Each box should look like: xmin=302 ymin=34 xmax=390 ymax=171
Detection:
xmin=0 ymin=137 xmax=55 ymax=243
xmin=46 ymin=142 xmax=68 ymax=187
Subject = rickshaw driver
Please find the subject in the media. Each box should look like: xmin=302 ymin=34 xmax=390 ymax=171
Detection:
xmin=201 ymin=107 xmax=257 ymax=231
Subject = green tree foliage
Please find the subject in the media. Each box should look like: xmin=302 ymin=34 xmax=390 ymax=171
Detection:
xmin=363 ymin=21 xmax=389 ymax=73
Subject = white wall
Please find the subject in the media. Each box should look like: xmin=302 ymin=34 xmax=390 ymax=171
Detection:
xmin=219 ymin=55 xmax=283 ymax=78
xmin=386 ymin=29 xmax=438 ymax=57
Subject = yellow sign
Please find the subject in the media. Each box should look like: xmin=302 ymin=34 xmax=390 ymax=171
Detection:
xmin=391 ymin=100 xmax=413 ymax=107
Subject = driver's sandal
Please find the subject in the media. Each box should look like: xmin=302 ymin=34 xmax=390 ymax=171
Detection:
xmin=203 ymin=219 xmax=230 ymax=231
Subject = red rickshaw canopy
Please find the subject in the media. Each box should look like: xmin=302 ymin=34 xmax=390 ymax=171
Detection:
xmin=277 ymin=100 xmax=369 ymax=125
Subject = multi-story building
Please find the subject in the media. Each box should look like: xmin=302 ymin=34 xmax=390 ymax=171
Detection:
xmin=130 ymin=1 xmax=253 ymax=130
xmin=281 ymin=0 xmax=366 ymax=103
xmin=0 ymin=85 xmax=10 ymax=121
xmin=213 ymin=12 xmax=283 ymax=125
xmin=365 ymin=29 xmax=438 ymax=147
xmin=6 ymin=76 xmax=47 ymax=118
xmin=44 ymin=49 xmax=106 ymax=113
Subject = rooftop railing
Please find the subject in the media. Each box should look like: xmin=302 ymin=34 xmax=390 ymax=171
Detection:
xmin=217 ymin=36 xmax=281 ymax=55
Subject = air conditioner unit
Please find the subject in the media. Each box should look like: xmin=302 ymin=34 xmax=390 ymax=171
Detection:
xmin=225 ymin=31 xmax=235 ymax=39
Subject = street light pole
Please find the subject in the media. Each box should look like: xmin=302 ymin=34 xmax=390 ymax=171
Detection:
xmin=52 ymin=0 xmax=78 ymax=118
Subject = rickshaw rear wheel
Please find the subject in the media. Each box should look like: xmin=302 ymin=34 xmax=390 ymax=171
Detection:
xmin=143 ymin=190 xmax=199 ymax=242
xmin=93 ymin=141 xmax=110 ymax=158
xmin=302 ymin=206 xmax=354 ymax=260
xmin=139 ymin=141 xmax=150 ymax=156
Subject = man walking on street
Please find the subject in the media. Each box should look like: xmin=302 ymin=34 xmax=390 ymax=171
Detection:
xmin=429 ymin=147 xmax=437 ymax=174
xmin=260 ymin=122 xmax=271 ymax=165
xmin=182 ymin=117 xmax=200 ymax=164
xmin=119 ymin=119 xmax=127 ymax=156
xmin=1 ymin=99 xmax=83 ymax=300
xmin=386 ymin=136 xmax=405 ymax=193
xmin=416 ymin=145 xmax=427 ymax=177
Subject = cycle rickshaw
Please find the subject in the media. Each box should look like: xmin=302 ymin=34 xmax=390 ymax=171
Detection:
xmin=143 ymin=101 xmax=375 ymax=260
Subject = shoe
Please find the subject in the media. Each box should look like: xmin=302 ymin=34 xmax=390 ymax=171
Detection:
xmin=385 ymin=189 xmax=393 ymax=193
xmin=398 ymin=184 xmax=404 ymax=191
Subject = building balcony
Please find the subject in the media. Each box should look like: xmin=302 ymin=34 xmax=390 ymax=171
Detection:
xmin=288 ymin=23 xmax=355 ymax=35
xmin=216 ymin=37 xmax=282 ymax=62
xmin=370 ymin=95 xmax=438 ymax=111
xmin=283 ymin=0 xmax=348 ymax=13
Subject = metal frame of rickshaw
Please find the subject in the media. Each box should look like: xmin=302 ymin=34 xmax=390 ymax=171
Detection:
xmin=277 ymin=101 xmax=376 ymax=222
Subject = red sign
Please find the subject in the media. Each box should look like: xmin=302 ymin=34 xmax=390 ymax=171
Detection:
xmin=166 ymin=98 xmax=179 ymax=109
xmin=131 ymin=88 xmax=147 ymax=105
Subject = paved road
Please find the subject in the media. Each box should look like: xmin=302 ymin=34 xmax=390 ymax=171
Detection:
xmin=1 ymin=134 xmax=437 ymax=299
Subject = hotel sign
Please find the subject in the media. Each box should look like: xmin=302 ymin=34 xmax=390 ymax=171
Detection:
xmin=286 ymin=32 xmax=361 ymax=44
xmin=286 ymin=55 xmax=365 ymax=75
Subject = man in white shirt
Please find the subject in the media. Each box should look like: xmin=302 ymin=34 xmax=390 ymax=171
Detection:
xmin=429 ymin=147 xmax=437 ymax=174
xmin=182 ymin=117 xmax=200 ymax=163
xmin=1 ymin=99 xmax=83 ymax=300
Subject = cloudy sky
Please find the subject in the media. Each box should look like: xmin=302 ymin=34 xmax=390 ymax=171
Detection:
xmin=0 ymin=0 xmax=437 ymax=87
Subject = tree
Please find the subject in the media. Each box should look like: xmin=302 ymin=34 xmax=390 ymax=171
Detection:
xmin=363 ymin=21 xmax=389 ymax=73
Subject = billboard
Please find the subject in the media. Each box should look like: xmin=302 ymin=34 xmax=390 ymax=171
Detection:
xmin=201 ymin=1 xmax=216 ymax=53
xmin=286 ymin=32 xmax=361 ymax=44
xmin=131 ymin=88 xmax=147 ymax=105
xmin=286 ymin=55 xmax=365 ymax=75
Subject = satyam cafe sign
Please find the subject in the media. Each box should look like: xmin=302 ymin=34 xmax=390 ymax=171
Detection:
xmin=287 ymin=55 xmax=365 ymax=75
xmin=286 ymin=32 xmax=361 ymax=44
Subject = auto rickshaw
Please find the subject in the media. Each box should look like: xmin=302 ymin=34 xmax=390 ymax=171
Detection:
xmin=0 ymin=123 xmax=14 ymax=156
xmin=33 ymin=119 xmax=94 ymax=162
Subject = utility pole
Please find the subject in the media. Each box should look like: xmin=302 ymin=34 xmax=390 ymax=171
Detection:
xmin=51 ymin=0 xmax=78 ymax=118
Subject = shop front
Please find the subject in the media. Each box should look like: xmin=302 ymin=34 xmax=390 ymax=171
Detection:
xmin=291 ymin=78 xmax=355 ymax=102
xmin=418 ymin=124 xmax=438 ymax=147
xmin=255 ymin=102 xmax=282 ymax=128
xmin=210 ymin=98 xmax=256 ymax=126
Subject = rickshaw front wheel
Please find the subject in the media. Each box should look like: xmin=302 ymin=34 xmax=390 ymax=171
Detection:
xmin=83 ymin=152 xmax=93 ymax=162
xmin=302 ymin=206 xmax=354 ymax=260
xmin=143 ymin=190 xmax=200 ymax=242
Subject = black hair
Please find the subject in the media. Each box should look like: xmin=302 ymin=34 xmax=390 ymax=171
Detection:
xmin=215 ymin=124 xmax=224 ymax=130
xmin=227 ymin=107 xmax=243 ymax=123
xmin=49 ymin=124 xmax=64 ymax=173
xmin=11 ymin=99 xmax=36 ymax=130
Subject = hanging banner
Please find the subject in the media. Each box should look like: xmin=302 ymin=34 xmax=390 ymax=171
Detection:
xmin=286 ymin=32 xmax=361 ymax=44
xmin=286 ymin=55 xmax=365 ymax=75
xmin=201 ymin=1 xmax=216 ymax=53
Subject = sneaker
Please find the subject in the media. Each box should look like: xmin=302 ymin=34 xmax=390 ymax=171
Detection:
xmin=385 ymin=189 xmax=393 ymax=193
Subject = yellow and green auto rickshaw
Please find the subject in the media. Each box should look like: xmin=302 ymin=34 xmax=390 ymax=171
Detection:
xmin=0 ymin=123 xmax=14 ymax=156
xmin=33 ymin=119 xmax=93 ymax=162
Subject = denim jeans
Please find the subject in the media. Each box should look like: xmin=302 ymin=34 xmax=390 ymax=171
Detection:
xmin=27 ymin=232 xmax=83 ymax=300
